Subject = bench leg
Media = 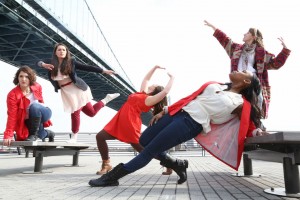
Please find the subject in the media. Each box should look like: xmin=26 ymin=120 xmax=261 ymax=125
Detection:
xmin=72 ymin=151 xmax=79 ymax=166
xmin=25 ymin=150 xmax=29 ymax=158
xmin=232 ymin=154 xmax=260 ymax=177
xmin=243 ymin=154 xmax=253 ymax=175
xmin=17 ymin=147 xmax=21 ymax=155
xmin=264 ymin=157 xmax=300 ymax=197
xmin=283 ymin=157 xmax=300 ymax=194
xmin=34 ymin=151 xmax=44 ymax=172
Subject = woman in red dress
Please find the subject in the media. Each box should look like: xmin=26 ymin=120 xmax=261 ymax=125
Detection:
xmin=95 ymin=65 xmax=175 ymax=175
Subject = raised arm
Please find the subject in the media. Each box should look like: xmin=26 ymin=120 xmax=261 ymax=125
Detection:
xmin=144 ymin=71 xmax=175 ymax=107
xmin=140 ymin=65 xmax=165 ymax=92
xmin=204 ymin=20 xmax=217 ymax=31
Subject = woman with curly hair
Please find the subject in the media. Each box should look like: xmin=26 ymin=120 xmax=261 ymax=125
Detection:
xmin=3 ymin=66 xmax=54 ymax=146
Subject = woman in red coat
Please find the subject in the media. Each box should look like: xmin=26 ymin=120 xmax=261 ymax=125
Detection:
xmin=95 ymin=65 xmax=175 ymax=175
xmin=89 ymin=70 xmax=269 ymax=187
xmin=3 ymin=66 xmax=53 ymax=146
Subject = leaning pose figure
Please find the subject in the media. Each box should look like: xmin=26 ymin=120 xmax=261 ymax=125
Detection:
xmin=89 ymin=70 xmax=269 ymax=187
xmin=38 ymin=43 xmax=120 ymax=143
xmin=204 ymin=20 xmax=290 ymax=118
xmin=3 ymin=66 xmax=54 ymax=146
xmin=95 ymin=65 xmax=174 ymax=175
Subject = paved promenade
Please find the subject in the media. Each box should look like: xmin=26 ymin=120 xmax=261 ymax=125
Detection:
xmin=0 ymin=151 xmax=298 ymax=200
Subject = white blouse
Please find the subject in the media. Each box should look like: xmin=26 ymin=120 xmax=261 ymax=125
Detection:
xmin=182 ymin=84 xmax=243 ymax=133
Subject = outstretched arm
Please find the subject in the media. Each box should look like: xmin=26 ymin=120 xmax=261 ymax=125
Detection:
xmin=204 ymin=20 xmax=217 ymax=31
xmin=140 ymin=65 xmax=165 ymax=92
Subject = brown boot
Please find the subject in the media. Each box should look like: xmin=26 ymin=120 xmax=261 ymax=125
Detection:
xmin=162 ymin=167 xmax=173 ymax=175
xmin=96 ymin=159 xmax=113 ymax=175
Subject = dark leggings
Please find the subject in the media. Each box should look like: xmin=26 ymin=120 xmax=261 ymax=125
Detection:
xmin=96 ymin=129 xmax=144 ymax=160
xmin=71 ymin=101 xmax=104 ymax=133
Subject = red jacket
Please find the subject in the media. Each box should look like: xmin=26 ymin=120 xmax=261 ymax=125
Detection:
xmin=168 ymin=82 xmax=256 ymax=170
xmin=4 ymin=83 xmax=52 ymax=141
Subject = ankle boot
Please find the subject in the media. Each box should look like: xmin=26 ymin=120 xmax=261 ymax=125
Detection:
xmin=160 ymin=154 xmax=188 ymax=184
xmin=89 ymin=163 xmax=130 ymax=187
xmin=45 ymin=130 xmax=55 ymax=142
xmin=96 ymin=159 xmax=112 ymax=175
xmin=25 ymin=117 xmax=41 ymax=141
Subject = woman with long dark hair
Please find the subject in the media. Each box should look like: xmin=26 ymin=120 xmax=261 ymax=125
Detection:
xmin=38 ymin=43 xmax=120 ymax=143
xmin=89 ymin=70 xmax=268 ymax=187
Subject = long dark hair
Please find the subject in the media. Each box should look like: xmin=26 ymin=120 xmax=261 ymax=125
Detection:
xmin=148 ymin=85 xmax=168 ymax=115
xmin=51 ymin=43 xmax=72 ymax=77
xmin=223 ymin=74 xmax=262 ymax=128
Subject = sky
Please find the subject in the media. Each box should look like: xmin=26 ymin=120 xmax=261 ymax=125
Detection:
xmin=1 ymin=0 xmax=300 ymax=133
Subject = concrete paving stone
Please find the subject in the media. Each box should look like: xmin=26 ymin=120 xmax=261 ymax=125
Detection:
xmin=1 ymin=153 xmax=300 ymax=200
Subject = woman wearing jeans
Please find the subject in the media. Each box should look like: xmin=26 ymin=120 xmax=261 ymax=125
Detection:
xmin=89 ymin=70 xmax=268 ymax=187
xmin=3 ymin=66 xmax=54 ymax=146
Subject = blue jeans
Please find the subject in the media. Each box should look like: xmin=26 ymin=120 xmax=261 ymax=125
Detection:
xmin=124 ymin=110 xmax=203 ymax=172
xmin=28 ymin=103 xmax=52 ymax=139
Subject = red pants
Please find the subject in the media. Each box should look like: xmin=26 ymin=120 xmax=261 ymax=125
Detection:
xmin=71 ymin=101 xmax=104 ymax=133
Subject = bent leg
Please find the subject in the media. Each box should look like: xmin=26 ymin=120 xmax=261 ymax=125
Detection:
xmin=96 ymin=129 xmax=117 ymax=175
xmin=131 ymin=143 xmax=144 ymax=153
xmin=96 ymin=129 xmax=116 ymax=160
xmin=28 ymin=103 xmax=52 ymax=139
xmin=124 ymin=112 xmax=202 ymax=172
xmin=139 ymin=113 xmax=173 ymax=147
xmin=82 ymin=101 xmax=104 ymax=117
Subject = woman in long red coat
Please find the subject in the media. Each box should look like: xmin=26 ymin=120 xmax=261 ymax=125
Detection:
xmin=95 ymin=65 xmax=175 ymax=175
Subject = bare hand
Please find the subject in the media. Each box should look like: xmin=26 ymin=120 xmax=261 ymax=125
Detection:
xmin=3 ymin=138 xmax=13 ymax=146
xmin=256 ymin=131 xmax=269 ymax=136
xmin=103 ymin=70 xmax=117 ymax=75
xmin=154 ymin=65 xmax=166 ymax=70
xmin=43 ymin=63 xmax=54 ymax=70
xmin=149 ymin=112 xmax=164 ymax=126
xmin=167 ymin=71 xmax=174 ymax=79
xmin=204 ymin=20 xmax=217 ymax=31
xmin=278 ymin=37 xmax=287 ymax=49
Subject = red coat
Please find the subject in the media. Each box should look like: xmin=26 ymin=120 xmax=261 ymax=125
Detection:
xmin=168 ymin=82 xmax=256 ymax=170
xmin=4 ymin=83 xmax=52 ymax=141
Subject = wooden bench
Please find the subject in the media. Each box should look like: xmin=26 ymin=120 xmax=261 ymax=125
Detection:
xmin=1 ymin=140 xmax=89 ymax=173
xmin=237 ymin=131 xmax=300 ymax=198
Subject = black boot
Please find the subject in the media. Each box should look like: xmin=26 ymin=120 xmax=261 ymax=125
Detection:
xmin=45 ymin=130 xmax=55 ymax=142
xmin=25 ymin=117 xmax=41 ymax=141
xmin=160 ymin=154 xmax=188 ymax=184
xmin=89 ymin=163 xmax=130 ymax=187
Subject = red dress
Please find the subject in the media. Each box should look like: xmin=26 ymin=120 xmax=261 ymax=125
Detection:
xmin=104 ymin=92 xmax=152 ymax=143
